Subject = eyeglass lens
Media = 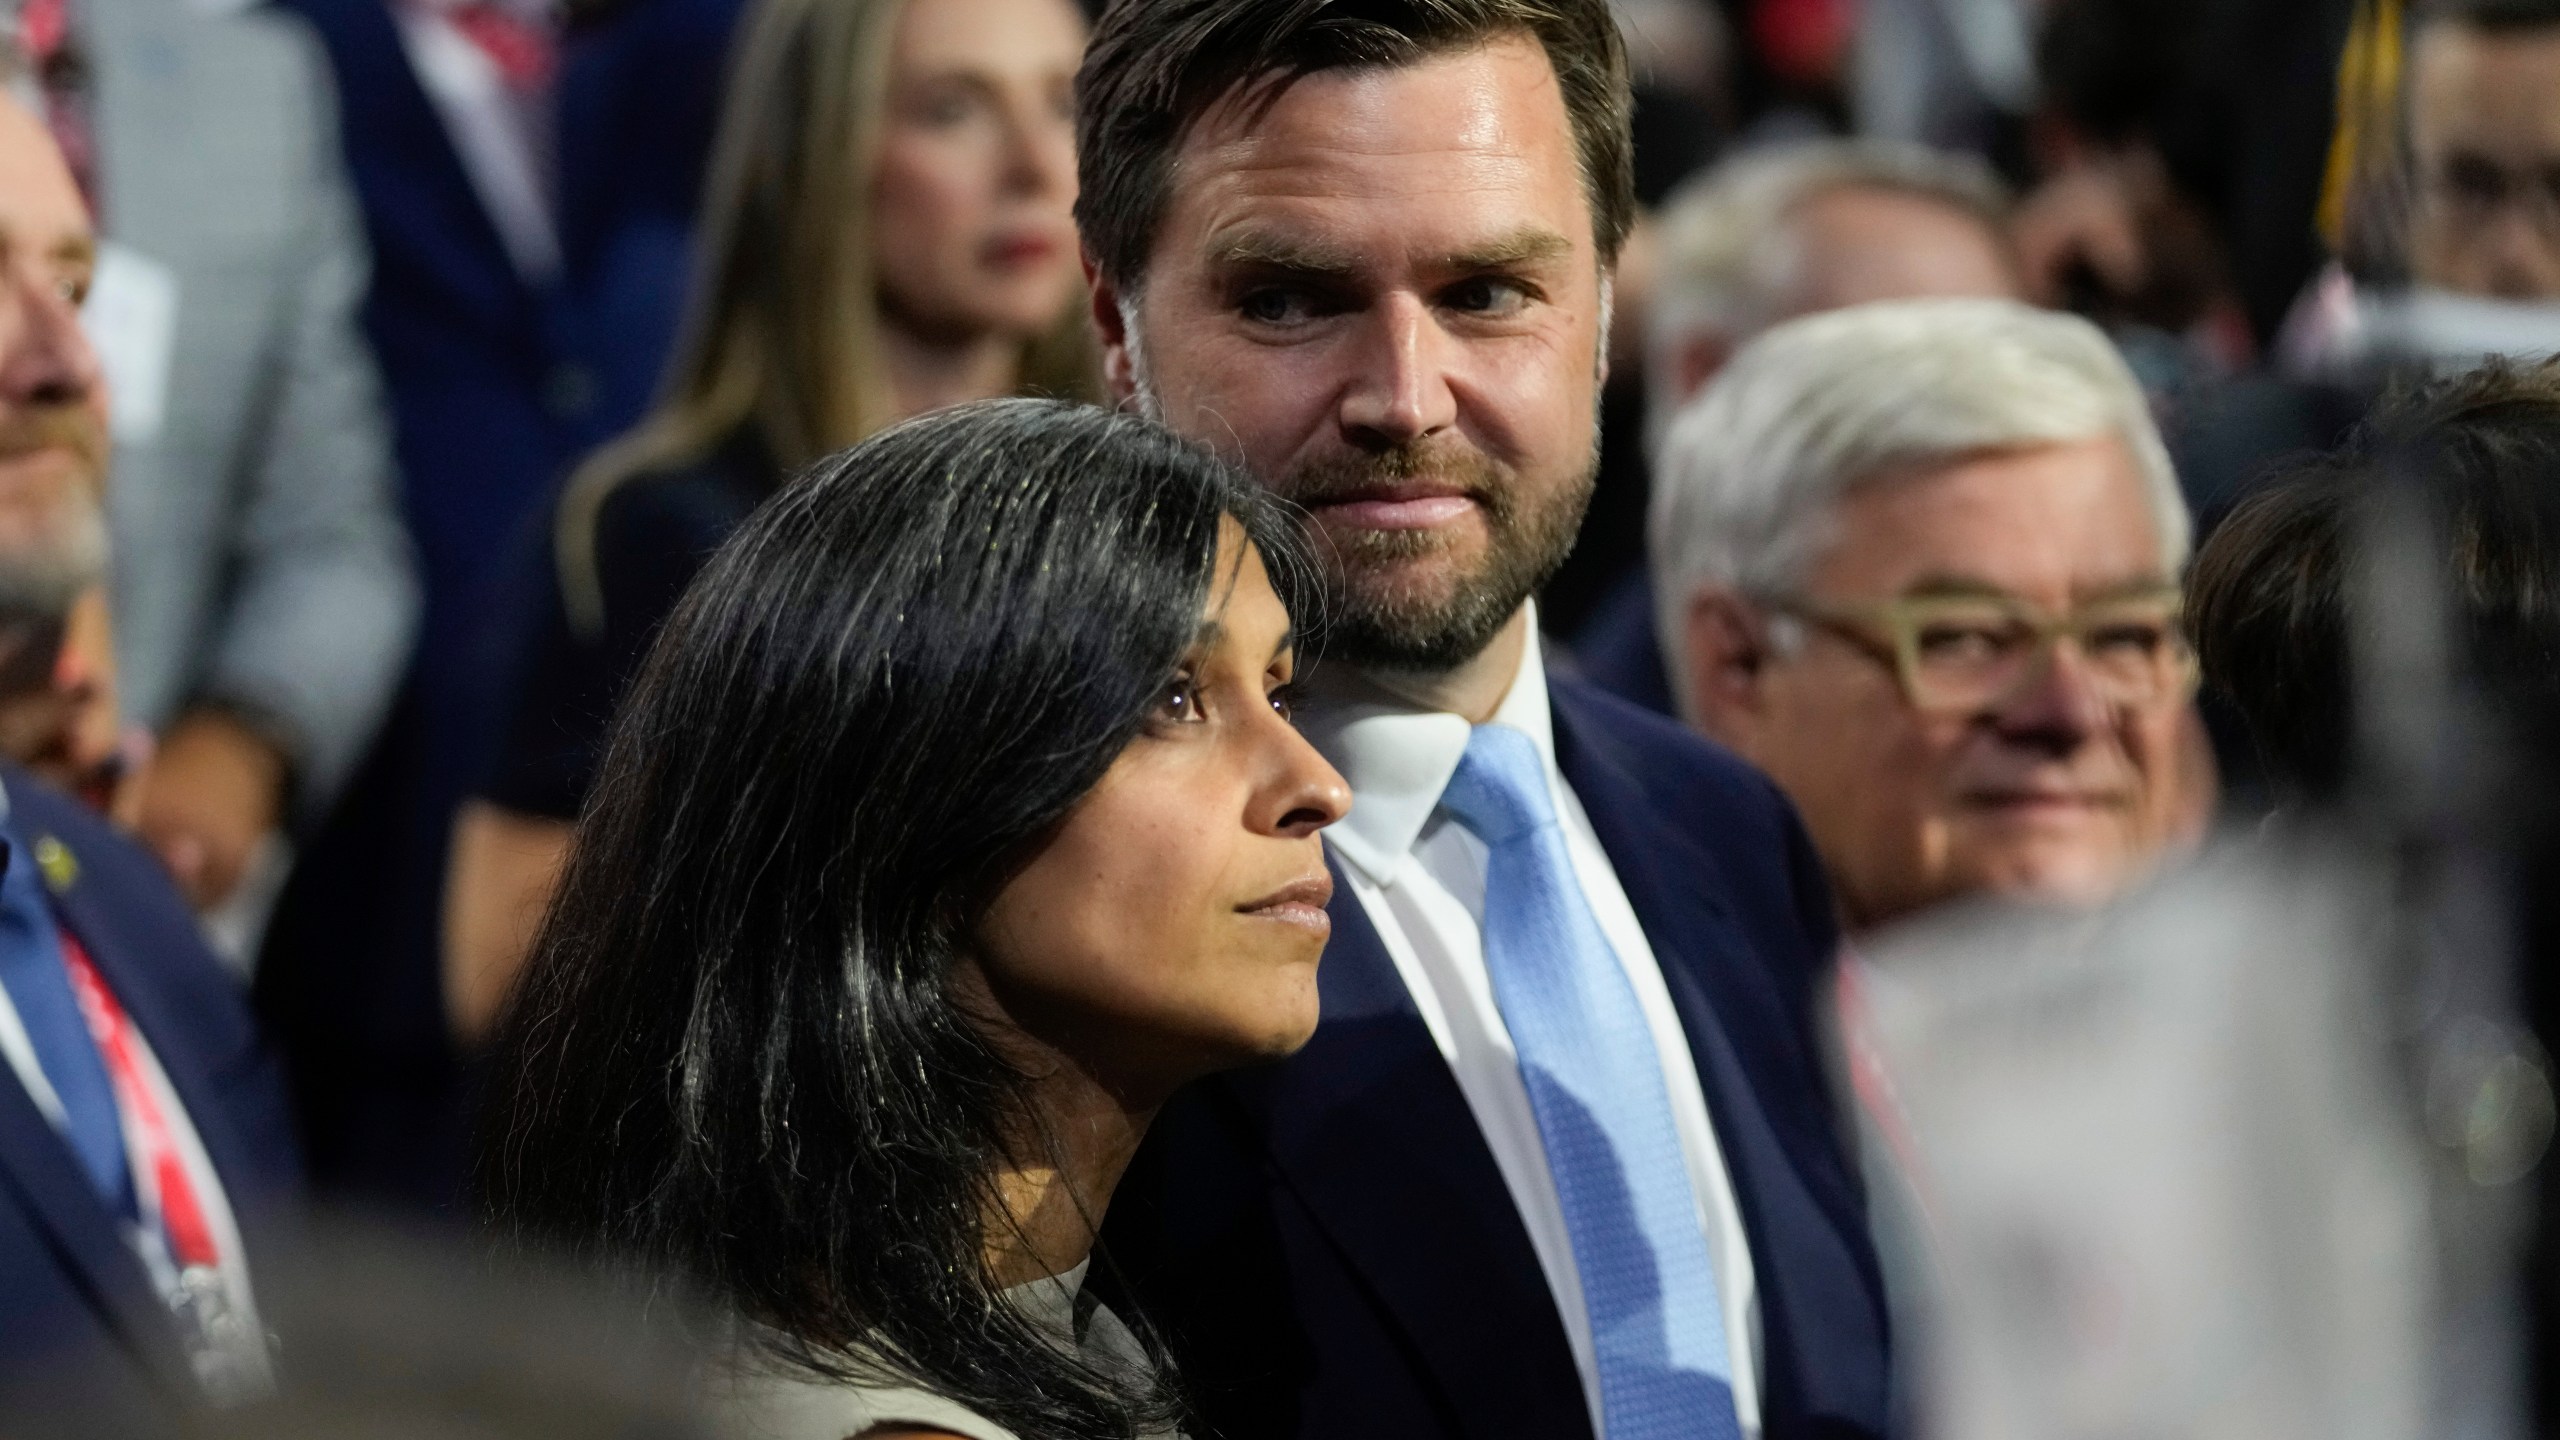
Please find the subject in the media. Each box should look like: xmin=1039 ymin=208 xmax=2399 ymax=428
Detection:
xmin=1903 ymin=599 xmax=2190 ymax=710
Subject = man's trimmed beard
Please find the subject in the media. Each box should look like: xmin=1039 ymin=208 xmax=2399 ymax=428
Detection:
xmin=1123 ymin=294 xmax=1599 ymax=676
xmin=1278 ymin=439 xmax=1593 ymax=674
xmin=0 ymin=493 xmax=107 ymax=622
xmin=0 ymin=406 xmax=108 ymax=622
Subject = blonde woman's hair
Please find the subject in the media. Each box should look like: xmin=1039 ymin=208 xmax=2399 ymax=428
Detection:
xmin=560 ymin=0 xmax=1096 ymax=634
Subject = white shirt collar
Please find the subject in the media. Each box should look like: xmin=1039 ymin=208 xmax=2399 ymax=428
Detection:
xmin=1299 ymin=606 xmax=1556 ymax=886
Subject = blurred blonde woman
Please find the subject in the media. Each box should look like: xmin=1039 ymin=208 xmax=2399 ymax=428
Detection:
xmin=443 ymin=0 xmax=1093 ymax=1039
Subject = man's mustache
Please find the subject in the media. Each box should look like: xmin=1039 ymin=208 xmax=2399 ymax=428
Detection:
xmin=1278 ymin=444 xmax=1510 ymax=510
xmin=0 ymin=407 xmax=105 ymax=474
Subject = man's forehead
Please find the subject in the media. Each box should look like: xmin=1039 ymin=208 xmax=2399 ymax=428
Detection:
xmin=0 ymin=107 xmax=91 ymax=252
xmin=1162 ymin=35 xmax=1592 ymax=261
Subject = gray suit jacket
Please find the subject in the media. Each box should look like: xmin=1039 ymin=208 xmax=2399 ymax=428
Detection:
xmin=88 ymin=0 xmax=417 ymax=816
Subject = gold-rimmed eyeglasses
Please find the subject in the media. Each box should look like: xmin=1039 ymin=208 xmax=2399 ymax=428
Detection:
xmin=1765 ymin=587 xmax=2197 ymax=714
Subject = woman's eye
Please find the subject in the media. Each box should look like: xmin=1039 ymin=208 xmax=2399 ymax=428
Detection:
xmin=904 ymin=88 xmax=976 ymax=127
xmin=1268 ymin=682 xmax=1299 ymax=723
xmin=1155 ymin=678 xmax=1204 ymax=725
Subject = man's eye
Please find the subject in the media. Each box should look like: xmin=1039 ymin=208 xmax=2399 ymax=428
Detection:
xmin=1915 ymin=623 xmax=2022 ymax=664
xmin=1442 ymin=277 xmax=1530 ymax=318
xmin=1238 ymin=289 xmax=1315 ymax=327
xmin=2085 ymin=622 xmax=2170 ymax=657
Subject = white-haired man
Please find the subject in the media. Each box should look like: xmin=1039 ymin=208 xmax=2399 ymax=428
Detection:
xmin=1582 ymin=139 xmax=2023 ymax=714
xmin=1652 ymin=297 xmax=2201 ymax=928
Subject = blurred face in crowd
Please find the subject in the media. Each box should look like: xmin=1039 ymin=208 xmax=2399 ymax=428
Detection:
xmin=2408 ymin=19 xmax=2560 ymax=300
xmin=872 ymin=0 xmax=1085 ymax=343
xmin=1659 ymin=184 xmax=2020 ymax=415
xmin=970 ymin=523 xmax=1349 ymax=1103
xmin=0 ymin=96 xmax=104 ymax=617
xmin=1096 ymin=36 xmax=1609 ymax=674
xmin=1776 ymin=184 xmax=2019 ymax=317
xmin=1684 ymin=439 xmax=2191 ymax=928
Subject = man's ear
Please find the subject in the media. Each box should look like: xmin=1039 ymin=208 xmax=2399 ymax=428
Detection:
xmin=1085 ymin=248 xmax=1139 ymax=407
xmin=1680 ymin=586 xmax=1775 ymax=751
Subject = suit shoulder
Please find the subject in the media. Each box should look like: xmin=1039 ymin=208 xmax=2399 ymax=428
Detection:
xmin=1549 ymin=672 xmax=1794 ymax=825
xmin=5 ymin=771 xmax=202 ymax=932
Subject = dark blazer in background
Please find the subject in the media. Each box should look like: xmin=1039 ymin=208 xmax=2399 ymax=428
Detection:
xmin=0 ymin=770 xmax=300 ymax=1425
xmin=255 ymin=0 xmax=743 ymax=1209
xmin=1103 ymin=675 xmax=1889 ymax=1440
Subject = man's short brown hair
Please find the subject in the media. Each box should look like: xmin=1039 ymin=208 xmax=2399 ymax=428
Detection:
xmin=1074 ymin=0 xmax=1636 ymax=290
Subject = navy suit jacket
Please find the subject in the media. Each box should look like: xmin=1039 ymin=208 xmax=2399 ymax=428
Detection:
xmin=0 ymin=770 xmax=301 ymax=1418
xmin=255 ymin=0 xmax=740 ymax=1208
xmin=1101 ymin=673 xmax=1889 ymax=1440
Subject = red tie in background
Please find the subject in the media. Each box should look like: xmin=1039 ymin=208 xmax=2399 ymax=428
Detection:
xmin=443 ymin=0 xmax=555 ymax=97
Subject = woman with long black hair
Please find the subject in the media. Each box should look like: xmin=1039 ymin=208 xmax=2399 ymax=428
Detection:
xmin=478 ymin=400 xmax=1347 ymax=1440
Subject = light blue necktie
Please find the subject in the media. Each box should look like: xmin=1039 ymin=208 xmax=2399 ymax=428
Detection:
xmin=1440 ymin=724 xmax=1741 ymax=1440
xmin=0 ymin=824 xmax=130 ymax=1216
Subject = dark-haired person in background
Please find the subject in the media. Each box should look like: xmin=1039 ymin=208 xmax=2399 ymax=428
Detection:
xmin=2188 ymin=360 xmax=2560 ymax=806
xmin=0 ymin=91 xmax=299 ymax=1423
xmin=480 ymin=399 xmax=1347 ymax=1440
xmin=1074 ymin=2 xmax=1888 ymax=1437
xmin=441 ymin=0 xmax=1093 ymax=1042
xmin=2184 ymin=358 xmax=2560 ymax=1429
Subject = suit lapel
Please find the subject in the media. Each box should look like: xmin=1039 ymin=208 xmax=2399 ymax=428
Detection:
xmin=1230 ymin=850 xmax=1594 ymax=1440
xmin=37 ymin=836 xmax=265 ymax=1241
xmin=0 ymin=835 xmax=195 ymax=1396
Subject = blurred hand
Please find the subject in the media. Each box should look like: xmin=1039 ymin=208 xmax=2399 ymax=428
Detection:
xmin=137 ymin=708 xmax=285 ymax=911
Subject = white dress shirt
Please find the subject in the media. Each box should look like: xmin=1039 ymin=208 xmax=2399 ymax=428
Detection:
xmin=1300 ymin=617 xmax=1763 ymax=1440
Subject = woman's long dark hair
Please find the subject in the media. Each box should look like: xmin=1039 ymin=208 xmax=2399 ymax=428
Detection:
xmin=479 ymin=399 xmax=1312 ymax=1439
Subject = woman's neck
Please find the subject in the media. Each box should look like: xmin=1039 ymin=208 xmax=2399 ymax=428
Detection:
xmin=879 ymin=317 xmax=1022 ymax=423
xmin=983 ymin=1058 xmax=1155 ymax=1289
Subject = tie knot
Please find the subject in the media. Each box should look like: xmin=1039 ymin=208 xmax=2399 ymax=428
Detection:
xmin=1439 ymin=724 xmax=1558 ymax=845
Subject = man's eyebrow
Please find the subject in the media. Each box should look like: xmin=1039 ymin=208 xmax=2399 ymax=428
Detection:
xmin=1440 ymin=228 xmax=1572 ymax=271
xmin=1204 ymin=231 xmax=1363 ymax=277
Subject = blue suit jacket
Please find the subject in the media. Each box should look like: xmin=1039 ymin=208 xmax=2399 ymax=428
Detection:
xmin=1101 ymin=674 xmax=1889 ymax=1440
xmin=0 ymin=771 xmax=301 ymax=1417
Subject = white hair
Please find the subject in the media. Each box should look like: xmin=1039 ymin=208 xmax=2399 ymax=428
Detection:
xmin=1650 ymin=138 xmax=2011 ymax=340
xmin=1647 ymin=297 xmax=2189 ymax=710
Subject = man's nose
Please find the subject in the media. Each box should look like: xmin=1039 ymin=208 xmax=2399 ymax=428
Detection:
xmin=3 ymin=268 xmax=99 ymax=408
xmin=1987 ymin=639 xmax=2113 ymax=753
xmin=1337 ymin=292 xmax=1458 ymax=449
xmin=2480 ymin=211 xmax=2560 ymax=300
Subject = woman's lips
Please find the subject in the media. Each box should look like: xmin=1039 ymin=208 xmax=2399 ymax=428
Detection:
xmin=982 ymin=233 xmax=1062 ymax=269
xmin=1309 ymin=494 xmax=1477 ymax=531
xmin=1242 ymin=872 xmax=1335 ymax=934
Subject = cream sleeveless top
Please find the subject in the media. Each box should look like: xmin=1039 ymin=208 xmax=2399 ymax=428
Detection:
xmin=706 ymin=1261 xmax=1183 ymax=1440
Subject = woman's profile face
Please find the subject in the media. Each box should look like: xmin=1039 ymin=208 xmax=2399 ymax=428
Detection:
xmin=871 ymin=0 xmax=1085 ymax=345
xmin=972 ymin=521 xmax=1350 ymax=1103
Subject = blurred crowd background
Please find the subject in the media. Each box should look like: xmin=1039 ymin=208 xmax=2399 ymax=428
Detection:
xmin=4 ymin=0 xmax=2560 ymax=1429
